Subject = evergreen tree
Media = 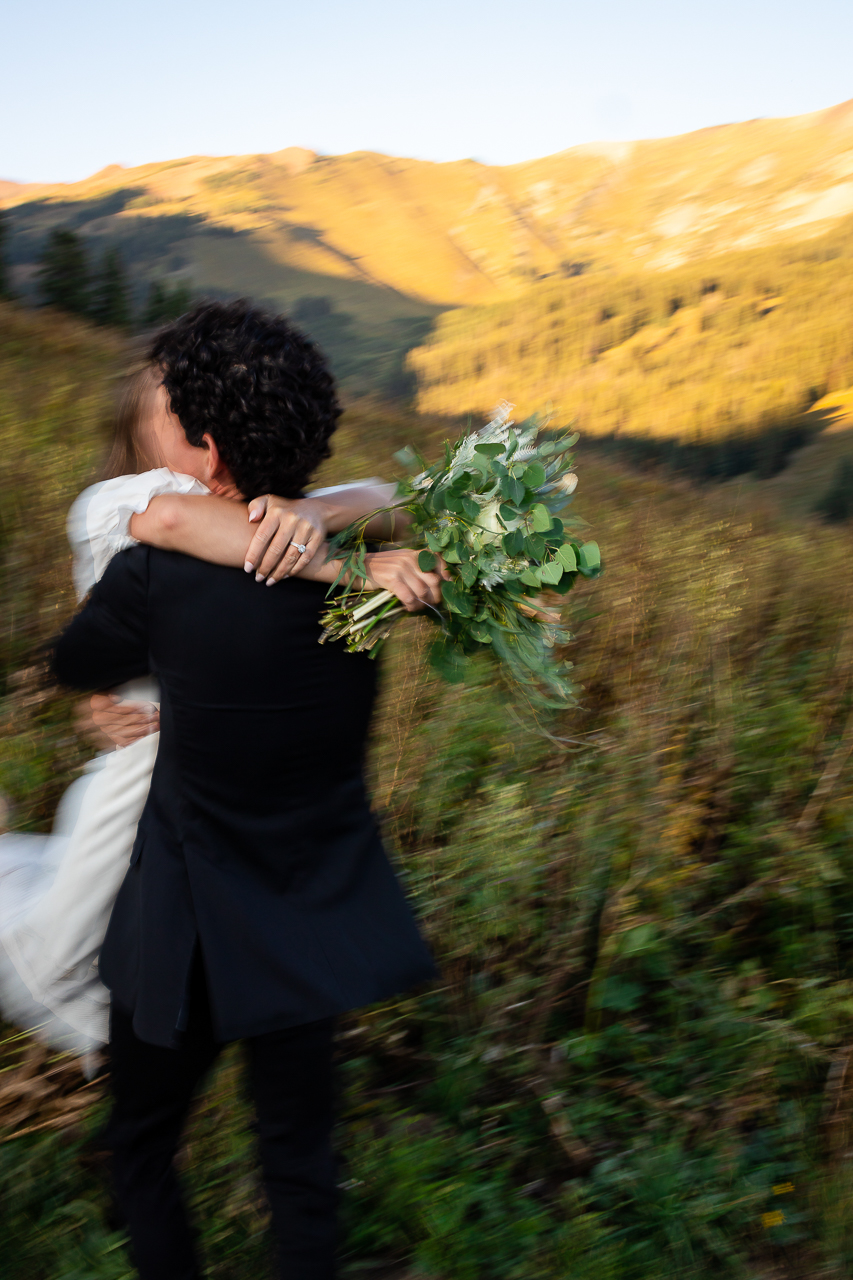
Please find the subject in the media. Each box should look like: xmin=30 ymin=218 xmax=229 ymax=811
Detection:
xmin=142 ymin=279 xmax=192 ymax=328
xmin=38 ymin=228 xmax=90 ymax=315
xmin=90 ymin=247 xmax=131 ymax=329
xmin=0 ymin=209 xmax=10 ymax=299
xmin=141 ymin=281 xmax=167 ymax=327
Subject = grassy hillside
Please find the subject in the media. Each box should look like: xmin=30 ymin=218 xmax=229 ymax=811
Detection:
xmin=0 ymin=304 xmax=122 ymax=675
xmin=409 ymin=218 xmax=853 ymax=456
xmin=0 ymin=304 xmax=125 ymax=833
xmin=7 ymin=305 xmax=853 ymax=1276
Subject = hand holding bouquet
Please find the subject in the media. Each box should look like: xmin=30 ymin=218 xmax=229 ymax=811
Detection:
xmin=320 ymin=404 xmax=601 ymax=705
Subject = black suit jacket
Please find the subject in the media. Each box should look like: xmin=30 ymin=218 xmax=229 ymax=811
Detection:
xmin=53 ymin=546 xmax=436 ymax=1047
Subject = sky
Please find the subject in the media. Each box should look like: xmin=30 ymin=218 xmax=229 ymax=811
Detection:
xmin=3 ymin=0 xmax=853 ymax=184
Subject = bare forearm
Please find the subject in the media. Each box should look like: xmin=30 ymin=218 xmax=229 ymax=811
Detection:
xmin=130 ymin=484 xmax=409 ymax=565
xmin=292 ymin=552 xmax=343 ymax=584
xmin=128 ymin=494 xmax=446 ymax=608
xmin=131 ymin=494 xmax=339 ymax=579
xmin=130 ymin=495 xmax=253 ymax=566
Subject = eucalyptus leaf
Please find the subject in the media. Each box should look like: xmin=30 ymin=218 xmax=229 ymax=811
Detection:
xmin=556 ymin=543 xmax=577 ymax=571
xmin=523 ymin=462 xmax=546 ymax=489
xmin=550 ymin=572 xmax=576 ymax=595
xmin=539 ymin=559 xmax=564 ymax=585
xmin=429 ymin=636 xmax=468 ymax=683
xmin=441 ymin=579 xmax=475 ymax=616
xmin=503 ymin=529 xmax=525 ymax=557
xmin=531 ymin=503 xmax=553 ymax=533
xmin=394 ymin=445 xmax=422 ymax=471
xmin=579 ymin=541 xmax=601 ymax=570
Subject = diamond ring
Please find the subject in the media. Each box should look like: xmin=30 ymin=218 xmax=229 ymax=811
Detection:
xmin=294 ymin=543 xmax=307 ymax=555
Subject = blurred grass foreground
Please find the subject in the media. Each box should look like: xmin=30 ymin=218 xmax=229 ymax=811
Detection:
xmin=6 ymin=300 xmax=853 ymax=1279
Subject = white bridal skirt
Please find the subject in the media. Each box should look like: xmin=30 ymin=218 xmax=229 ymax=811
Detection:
xmin=0 ymin=679 xmax=159 ymax=1056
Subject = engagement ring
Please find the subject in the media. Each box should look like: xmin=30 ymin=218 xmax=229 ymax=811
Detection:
xmin=294 ymin=543 xmax=307 ymax=555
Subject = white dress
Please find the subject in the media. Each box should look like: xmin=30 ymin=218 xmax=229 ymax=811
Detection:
xmin=0 ymin=469 xmax=207 ymax=1054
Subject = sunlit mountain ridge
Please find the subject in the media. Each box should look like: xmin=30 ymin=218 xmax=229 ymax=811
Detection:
xmin=4 ymin=98 xmax=853 ymax=407
xmin=4 ymin=98 xmax=853 ymax=309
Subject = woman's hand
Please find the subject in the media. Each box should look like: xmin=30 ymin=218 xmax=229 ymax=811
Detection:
xmin=244 ymin=496 xmax=328 ymax=584
xmin=361 ymin=549 xmax=450 ymax=611
xmin=79 ymin=694 xmax=160 ymax=748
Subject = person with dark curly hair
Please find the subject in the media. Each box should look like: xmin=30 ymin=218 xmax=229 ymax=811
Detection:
xmin=149 ymin=297 xmax=342 ymax=502
xmin=35 ymin=299 xmax=444 ymax=1279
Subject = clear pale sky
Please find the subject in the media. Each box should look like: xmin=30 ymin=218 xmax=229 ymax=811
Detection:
xmin=3 ymin=0 xmax=853 ymax=184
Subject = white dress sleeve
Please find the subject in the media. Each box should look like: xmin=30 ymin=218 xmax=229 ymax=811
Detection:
xmin=67 ymin=468 xmax=209 ymax=601
xmin=307 ymin=479 xmax=383 ymax=497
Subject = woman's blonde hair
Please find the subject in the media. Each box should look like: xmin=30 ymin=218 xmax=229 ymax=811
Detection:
xmin=101 ymin=364 xmax=157 ymax=480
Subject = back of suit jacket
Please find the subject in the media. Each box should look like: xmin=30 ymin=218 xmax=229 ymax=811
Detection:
xmin=54 ymin=546 xmax=436 ymax=1047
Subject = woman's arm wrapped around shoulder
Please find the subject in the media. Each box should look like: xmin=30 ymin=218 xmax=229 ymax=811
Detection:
xmin=130 ymin=493 xmax=446 ymax=610
xmin=129 ymin=482 xmax=409 ymax=584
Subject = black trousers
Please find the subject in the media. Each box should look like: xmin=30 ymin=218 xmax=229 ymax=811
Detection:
xmin=105 ymin=961 xmax=337 ymax=1280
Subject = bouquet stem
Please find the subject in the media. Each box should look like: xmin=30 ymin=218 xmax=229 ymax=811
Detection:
xmin=320 ymin=589 xmax=407 ymax=655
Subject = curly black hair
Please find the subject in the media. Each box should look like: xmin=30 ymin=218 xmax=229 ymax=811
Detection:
xmin=147 ymin=298 xmax=341 ymax=498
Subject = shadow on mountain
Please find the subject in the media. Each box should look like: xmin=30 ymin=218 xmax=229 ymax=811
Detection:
xmin=5 ymin=191 xmax=227 ymax=270
xmin=586 ymin=406 xmax=835 ymax=485
xmin=4 ymin=195 xmax=443 ymax=397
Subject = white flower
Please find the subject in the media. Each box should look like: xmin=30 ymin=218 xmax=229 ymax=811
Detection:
xmin=555 ymin=472 xmax=578 ymax=494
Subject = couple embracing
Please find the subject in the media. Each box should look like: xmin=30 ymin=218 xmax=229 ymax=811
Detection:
xmin=1 ymin=300 xmax=443 ymax=1277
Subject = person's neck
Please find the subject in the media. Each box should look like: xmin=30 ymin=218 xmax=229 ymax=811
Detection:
xmin=204 ymin=473 xmax=244 ymax=501
xmin=207 ymin=476 xmax=243 ymax=501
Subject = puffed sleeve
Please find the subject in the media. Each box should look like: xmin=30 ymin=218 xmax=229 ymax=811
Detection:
xmin=53 ymin=546 xmax=152 ymax=691
xmin=68 ymin=469 xmax=209 ymax=601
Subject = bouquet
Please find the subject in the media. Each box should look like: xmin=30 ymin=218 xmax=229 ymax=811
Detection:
xmin=320 ymin=404 xmax=601 ymax=705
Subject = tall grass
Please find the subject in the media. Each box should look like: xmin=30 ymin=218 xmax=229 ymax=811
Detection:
xmin=4 ymin=306 xmax=853 ymax=1276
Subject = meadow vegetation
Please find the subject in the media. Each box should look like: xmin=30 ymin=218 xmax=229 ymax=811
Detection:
xmin=3 ymin=302 xmax=853 ymax=1277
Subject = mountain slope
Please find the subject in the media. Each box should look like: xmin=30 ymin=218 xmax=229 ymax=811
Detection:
xmin=409 ymin=216 xmax=853 ymax=443
xmin=5 ymin=99 xmax=853 ymax=312
xmin=5 ymin=98 xmax=853 ymax=399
